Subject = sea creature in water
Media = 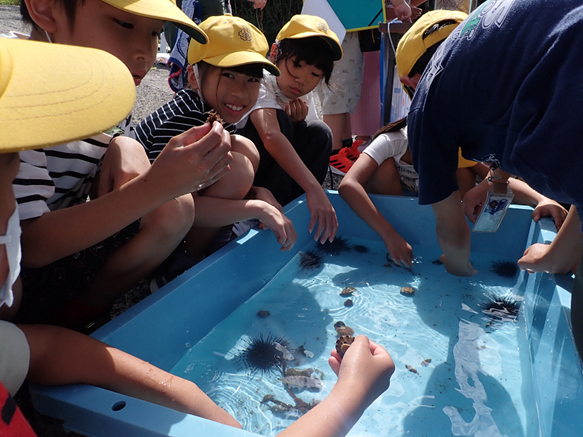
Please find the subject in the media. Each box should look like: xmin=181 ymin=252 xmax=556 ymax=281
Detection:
xmin=282 ymin=375 xmax=323 ymax=392
xmin=257 ymin=310 xmax=270 ymax=318
xmin=344 ymin=299 xmax=353 ymax=307
xmin=294 ymin=345 xmax=314 ymax=358
xmin=285 ymin=367 xmax=315 ymax=378
xmin=420 ymin=358 xmax=432 ymax=367
xmin=353 ymin=244 xmax=369 ymax=253
xmin=479 ymin=293 xmax=520 ymax=323
xmin=334 ymin=321 xmax=355 ymax=337
xmin=317 ymin=235 xmax=351 ymax=256
xmin=400 ymin=286 xmax=415 ymax=295
xmin=340 ymin=286 xmax=356 ymax=296
xmin=491 ymin=260 xmax=518 ymax=278
xmin=335 ymin=335 xmax=355 ymax=358
xmin=432 ymin=259 xmax=443 ymax=265
xmin=299 ymin=250 xmax=323 ymax=270
xmin=384 ymin=253 xmax=415 ymax=273
xmin=405 ymin=364 xmax=419 ymax=375
xmin=237 ymin=334 xmax=290 ymax=375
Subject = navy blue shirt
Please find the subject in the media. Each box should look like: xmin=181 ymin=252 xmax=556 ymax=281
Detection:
xmin=408 ymin=0 xmax=583 ymax=220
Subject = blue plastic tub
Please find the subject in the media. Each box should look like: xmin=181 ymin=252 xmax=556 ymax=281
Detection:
xmin=30 ymin=193 xmax=583 ymax=437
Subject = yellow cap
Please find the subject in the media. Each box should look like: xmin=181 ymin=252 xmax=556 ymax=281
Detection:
xmin=102 ymin=0 xmax=208 ymax=44
xmin=458 ymin=149 xmax=476 ymax=168
xmin=276 ymin=14 xmax=342 ymax=61
xmin=0 ymin=39 xmax=135 ymax=153
xmin=396 ymin=10 xmax=467 ymax=80
xmin=188 ymin=15 xmax=279 ymax=76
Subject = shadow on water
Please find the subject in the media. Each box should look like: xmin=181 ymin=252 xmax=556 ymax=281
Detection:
xmin=401 ymin=274 xmax=526 ymax=437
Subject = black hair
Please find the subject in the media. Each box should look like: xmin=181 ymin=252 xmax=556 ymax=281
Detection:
xmin=408 ymin=19 xmax=460 ymax=77
xmin=21 ymin=0 xmax=85 ymax=30
xmin=197 ymin=60 xmax=264 ymax=79
xmin=274 ymin=36 xmax=334 ymax=84
xmin=373 ymin=117 xmax=407 ymax=139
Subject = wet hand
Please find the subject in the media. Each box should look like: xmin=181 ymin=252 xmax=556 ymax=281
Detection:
xmin=385 ymin=234 xmax=413 ymax=268
xmin=439 ymin=254 xmax=477 ymax=277
xmin=306 ymin=189 xmax=338 ymax=244
xmin=256 ymin=202 xmax=297 ymax=251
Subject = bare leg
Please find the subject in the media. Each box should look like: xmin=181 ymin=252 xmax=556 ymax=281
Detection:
xmin=366 ymin=158 xmax=403 ymax=196
xmin=324 ymin=113 xmax=353 ymax=152
xmin=79 ymin=194 xmax=194 ymax=308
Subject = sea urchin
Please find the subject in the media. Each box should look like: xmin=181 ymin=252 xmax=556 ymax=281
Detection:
xmin=478 ymin=293 xmax=520 ymax=323
xmin=299 ymin=250 xmax=323 ymax=270
xmin=236 ymin=334 xmax=289 ymax=375
xmin=491 ymin=260 xmax=518 ymax=278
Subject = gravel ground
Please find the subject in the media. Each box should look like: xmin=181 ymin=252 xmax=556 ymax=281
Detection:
xmin=1 ymin=7 xmax=340 ymax=435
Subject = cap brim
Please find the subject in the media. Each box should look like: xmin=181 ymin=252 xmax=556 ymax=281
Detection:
xmin=102 ymin=0 xmax=208 ymax=44
xmin=205 ymin=52 xmax=281 ymax=76
xmin=0 ymin=39 xmax=135 ymax=153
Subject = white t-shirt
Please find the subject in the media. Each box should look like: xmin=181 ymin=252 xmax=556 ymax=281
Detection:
xmin=362 ymin=129 xmax=418 ymax=194
xmin=237 ymin=72 xmax=319 ymax=129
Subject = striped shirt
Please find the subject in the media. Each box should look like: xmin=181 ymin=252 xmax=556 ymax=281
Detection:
xmin=13 ymin=133 xmax=111 ymax=221
xmin=134 ymin=89 xmax=211 ymax=162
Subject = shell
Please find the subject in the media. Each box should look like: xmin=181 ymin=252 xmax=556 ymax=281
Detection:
xmin=335 ymin=335 xmax=355 ymax=358
xmin=344 ymin=299 xmax=354 ymax=307
xmin=400 ymin=286 xmax=415 ymax=295
xmin=205 ymin=109 xmax=223 ymax=125
xmin=340 ymin=286 xmax=356 ymax=296
xmin=405 ymin=364 xmax=419 ymax=374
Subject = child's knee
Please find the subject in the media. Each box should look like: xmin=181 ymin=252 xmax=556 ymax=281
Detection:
xmin=142 ymin=194 xmax=194 ymax=239
xmin=201 ymin=151 xmax=254 ymax=199
xmin=231 ymin=135 xmax=260 ymax=172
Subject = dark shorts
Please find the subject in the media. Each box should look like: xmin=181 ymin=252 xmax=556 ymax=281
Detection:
xmin=16 ymin=220 xmax=141 ymax=324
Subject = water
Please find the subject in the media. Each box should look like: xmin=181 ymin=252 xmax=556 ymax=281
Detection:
xmin=171 ymin=237 xmax=537 ymax=437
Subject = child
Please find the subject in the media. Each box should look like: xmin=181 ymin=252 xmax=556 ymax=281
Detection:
xmin=237 ymin=14 xmax=341 ymax=245
xmin=2 ymin=36 xmax=395 ymax=437
xmin=394 ymin=9 xmax=567 ymax=220
xmin=339 ymin=118 xmax=416 ymax=267
xmin=405 ymin=0 xmax=583 ymax=354
xmin=0 ymin=37 xmax=239 ymax=431
xmin=340 ymin=115 xmax=567 ymax=268
xmin=14 ymin=0 xmax=232 ymax=329
xmin=134 ymin=15 xmax=297 ymax=274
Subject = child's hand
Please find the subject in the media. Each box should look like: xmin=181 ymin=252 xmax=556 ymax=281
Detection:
xmin=306 ymin=188 xmax=338 ymax=244
xmin=384 ymin=234 xmax=414 ymax=268
xmin=248 ymin=0 xmax=267 ymax=9
xmin=285 ymin=99 xmax=309 ymax=124
xmin=439 ymin=253 xmax=477 ymax=276
xmin=255 ymin=201 xmax=297 ymax=251
xmin=393 ymin=1 xmax=412 ymax=22
xmin=97 ymin=136 xmax=151 ymax=197
xmin=462 ymin=181 xmax=489 ymax=223
xmin=149 ymin=123 xmax=232 ymax=200
xmin=531 ymin=198 xmax=568 ymax=230
xmin=329 ymin=336 xmax=395 ymax=406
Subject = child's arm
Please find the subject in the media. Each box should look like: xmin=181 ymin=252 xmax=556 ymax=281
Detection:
xmin=339 ymin=154 xmax=413 ymax=266
xmin=462 ymin=174 xmax=568 ymax=229
xmin=250 ymin=108 xmax=338 ymax=243
xmin=432 ymin=191 xmax=477 ymax=276
xmin=20 ymin=124 xmax=232 ymax=268
xmin=518 ymin=205 xmax=582 ymax=274
xmin=192 ymin=196 xmax=297 ymax=251
xmin=19 ymin=324 xmax=242 ymax=428
xmin=276 ymin=336 xmax=395 ymax=437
